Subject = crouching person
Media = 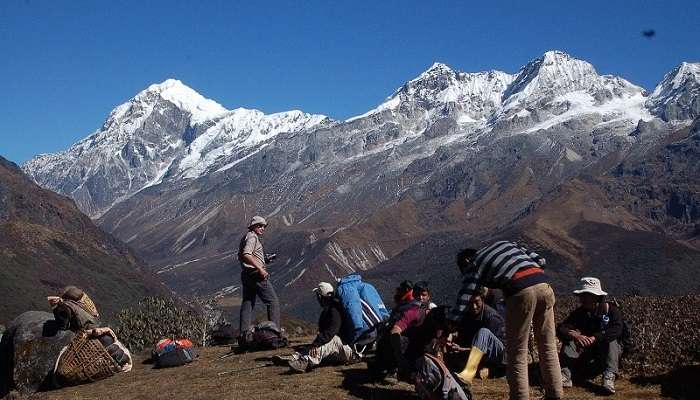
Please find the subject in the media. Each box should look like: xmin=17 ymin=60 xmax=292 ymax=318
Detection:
xmin=558 ymin=277 xmax=624 ymax=395
xmin=370 ymin=281 xmax=431 ymax=382
xmin=286 ymin=282 xmax=359 ymax=372
xmin=448 ymin=287 xmax=506 ymax=385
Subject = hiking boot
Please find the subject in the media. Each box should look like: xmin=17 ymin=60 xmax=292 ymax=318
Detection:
xmin=561 ymin=367 xmax=573 ymax=388
xmin=272 ymin=353 xmax=299 ymax=366
xmin=288 ymin=356 xmax=310 ymax=373
xmin=602 ymin=371 xmax=616 ymax=395
xmin=345 ymin=350 xmax=362 ymax=365
xmin=383 ymin=370 xmax=399 ymax=385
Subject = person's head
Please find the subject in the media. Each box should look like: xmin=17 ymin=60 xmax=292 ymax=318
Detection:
xmin=456 ymin=248 xmax=478 ymax=275
xmin=572 ymin=277 xmax=607 ymax=311
xmin=313 ymin=282 xmax=334 ymax=307
xmin=60 ymin=286 xmax=84 ymax=301
xmin=248 ymin=216 xmax=268 ymax=235
xmin=394 ymin=280 xmax=414 ymax=305
xmin=466 ymin=287 xmax=488 ymax=316
xmin=413 ymin=281 xmax=432 ymax=305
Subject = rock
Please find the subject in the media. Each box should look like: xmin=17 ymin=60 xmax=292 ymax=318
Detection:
xmin=0 ymin=311 xmax=75 ymax=396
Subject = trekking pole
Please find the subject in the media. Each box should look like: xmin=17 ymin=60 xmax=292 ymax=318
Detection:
xmin=217 ymin=362 xmax=273 ymax=376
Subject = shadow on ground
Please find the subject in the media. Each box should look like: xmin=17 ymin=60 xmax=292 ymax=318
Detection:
xmin=340 ymin=368 xmax=416 ymax=400
xmin=632 ymin=365 xmax=700 ymax=400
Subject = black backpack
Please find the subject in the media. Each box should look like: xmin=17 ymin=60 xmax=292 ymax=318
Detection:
xmin=415 ymin=354 xmax=471 ymax=400
xmin=250 ymin=321 xmax=288 ymax=350
xmin=601 ymin=300 xmax=634 ymax=355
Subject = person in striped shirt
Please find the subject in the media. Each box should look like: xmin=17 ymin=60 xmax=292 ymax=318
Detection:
xmin=450 ymin=241 xmax=563 ymax=400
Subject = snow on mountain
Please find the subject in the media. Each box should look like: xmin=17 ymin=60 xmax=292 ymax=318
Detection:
xmin=23 ymin=52 xmax=699 ymax=219
xmin=178 ymin=108 xmax=330 ymax=178
xmin=647 ymin=62 xmax=700 ymax=121
xmin=23 ymin=79 xmax=328 ymax=216
xmin=493 ymin=51 xmax=651 ymax=133
xmin=347 ymin=62 xmax=514 ymax=123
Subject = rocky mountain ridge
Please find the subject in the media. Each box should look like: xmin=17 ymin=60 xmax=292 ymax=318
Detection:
xmin=20 ymin=51 xmax=700 ymax=313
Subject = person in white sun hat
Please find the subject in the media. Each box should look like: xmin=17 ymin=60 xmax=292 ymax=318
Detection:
xmin=282 ymin=282 xmax=361 ymax=373
xmin=237 ymin=215 xmax=280 ymax=351
xmin=557 ymin=277 xmax=626 ymax=395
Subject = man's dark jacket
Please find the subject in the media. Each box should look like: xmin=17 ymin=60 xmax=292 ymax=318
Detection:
xmin=557 ymin=302 xmax=624 ymax=343
xmin=457 ymin=303 xmax=505 ymax=347
xmin=312 ymin=298 xmax=346 ymax=347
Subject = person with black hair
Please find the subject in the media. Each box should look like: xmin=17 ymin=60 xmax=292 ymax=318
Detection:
xmin=413 ymin=281 xmax=437 ymax=310
xmin=558 ymin=277 xmax=624 ymax=395
xmin=450 ymin=242 xmax=563 ymax=400
xmin=371 ymin=280 xmax=429 ymax=382
xmin=448 ymin=287 xmax=506 ymax=385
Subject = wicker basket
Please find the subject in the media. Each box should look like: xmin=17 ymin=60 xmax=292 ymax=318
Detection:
xmin=77 ymin=293 xmax=99 ymax=318
xmin=55 ymin=333 xmax=117 ymax=386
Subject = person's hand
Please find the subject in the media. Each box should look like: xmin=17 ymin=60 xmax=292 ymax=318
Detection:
xmin=575 ymin=334 xmax=595 ymax=348
xmin=308 ymin=346 xmax=318 ymax=358
xmin=47 ymin=296 xmax=61 ymax=306
xmin=259 ymin=269 xmax=269 ymax=280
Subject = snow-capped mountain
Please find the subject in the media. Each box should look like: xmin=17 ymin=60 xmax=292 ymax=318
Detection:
xmin=24 ymin=79 xmax=329 ymax=216
xmin=647 ymin=62 xmax=700 ymax=121
xmin=348 ymin=62 xmax=514 ymax=124
xmin=21 ymin=51 xmax=700 ymax=308
xmin=493 ymin=51 xmax=651 ymax=134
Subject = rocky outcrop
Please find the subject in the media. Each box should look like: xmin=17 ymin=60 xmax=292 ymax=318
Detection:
xmin=0 ymin=311 xmax=75 ymax=397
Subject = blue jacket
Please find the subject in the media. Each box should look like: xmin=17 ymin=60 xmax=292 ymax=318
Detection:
xmin=335 ymin=274 xmax=390 ymax=343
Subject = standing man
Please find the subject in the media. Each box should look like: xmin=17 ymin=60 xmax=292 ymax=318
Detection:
xmin=238 ymin=216 xmax=280 ymax=350
xmin=449 ymin=241 xmax=563 ymax=400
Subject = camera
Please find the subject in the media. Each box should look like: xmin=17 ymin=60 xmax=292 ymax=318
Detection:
xmin=264 ymin=253 xmax=277 ymax=264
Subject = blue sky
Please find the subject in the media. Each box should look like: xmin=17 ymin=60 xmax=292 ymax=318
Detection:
xmin=1 ymin=0 xmax=698 ymax=164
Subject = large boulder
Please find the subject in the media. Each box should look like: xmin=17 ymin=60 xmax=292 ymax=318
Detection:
xmin=0 ymin=311 xmax=75 ymax=397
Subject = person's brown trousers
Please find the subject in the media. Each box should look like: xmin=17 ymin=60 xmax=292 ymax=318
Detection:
xmin=505 ymin=283 xmax=563 ymax=400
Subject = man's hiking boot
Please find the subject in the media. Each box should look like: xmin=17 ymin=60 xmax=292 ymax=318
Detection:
xmin=602 ymin=371 xmax=616 ymax=395
xmin=561 ymin=367 xmax=573 ymax=388
xmin=345 ymin=350 xmax=362 ymax=365
xmin=272 ymin=353 xmax=299 ymax=366
xmin=287 ymin=356 xmax=310 ymax=373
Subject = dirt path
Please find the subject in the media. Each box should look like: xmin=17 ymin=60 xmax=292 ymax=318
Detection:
xmin=31 ymin=343 xmax=665 ymax=400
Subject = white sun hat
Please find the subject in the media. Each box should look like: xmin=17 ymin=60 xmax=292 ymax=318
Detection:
xmin=248 ymin=216 xmax=267 ymax=228
xmin=572 ymin=277 xmax=608 ymax=296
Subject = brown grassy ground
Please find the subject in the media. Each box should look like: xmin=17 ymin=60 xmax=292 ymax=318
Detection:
xmin=29 ymin=338 xmax=672 ymax=400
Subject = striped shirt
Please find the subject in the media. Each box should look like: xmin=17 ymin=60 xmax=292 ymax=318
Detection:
xmin=449 ymin=241 xmax=546 ymax=321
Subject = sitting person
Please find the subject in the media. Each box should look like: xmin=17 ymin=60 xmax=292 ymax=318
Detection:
xmin=286 ymin=282 xmax=360 ymax=372
xmin=447 ymin=287 xmax=506 ymax=385
xmin=370 ymin=280 xmax=430 ymax=382
xmin=558 ymin=277 xmax=624 ymax=395
xmin=413 ymin=281 xmax=437 ymax=310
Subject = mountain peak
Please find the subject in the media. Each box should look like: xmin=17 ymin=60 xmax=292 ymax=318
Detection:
xmin=425 ymin=62 xmax=453 ymax=73
xmin=541 ymin=50 xmax=574 ymax=63
xmin=108 ymin=78 xmax=229 ymax=126
xmin=502 ymin=50 xmax=600 ymax=104
xmin=647 ymin=61 xmax=700 ymax=121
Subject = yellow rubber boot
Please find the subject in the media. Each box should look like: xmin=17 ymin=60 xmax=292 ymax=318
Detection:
xmin=456 ymin=347 xmax=485 ymax=385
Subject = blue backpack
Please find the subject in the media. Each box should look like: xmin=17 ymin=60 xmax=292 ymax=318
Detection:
xmin=335 ymin=274 xmax=389 ymax=344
